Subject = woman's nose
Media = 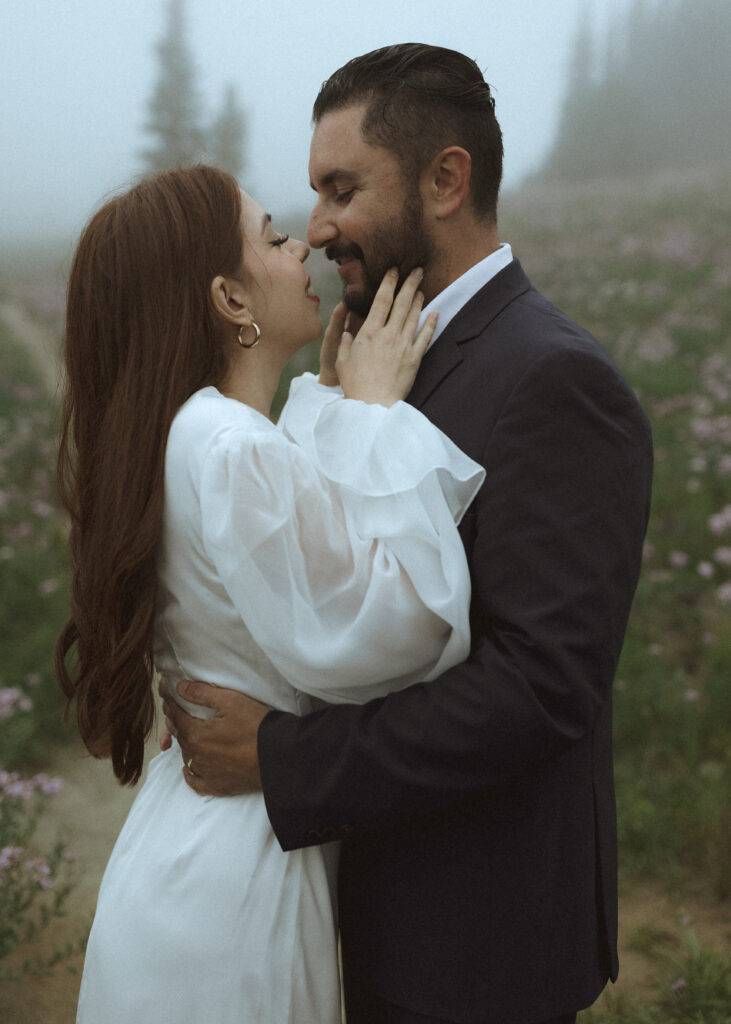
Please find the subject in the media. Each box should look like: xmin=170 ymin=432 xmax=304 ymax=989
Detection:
xmin=290 ymin=237 xmax=310 ymax=261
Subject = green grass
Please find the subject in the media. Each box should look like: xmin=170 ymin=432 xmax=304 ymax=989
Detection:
xmin=504 ymin=166 xmax=731 ymax=905
xmin=0 ymin=322 xmax=70 ymax=769
xmin=580 ymin=930 xmax=731 ymax=1023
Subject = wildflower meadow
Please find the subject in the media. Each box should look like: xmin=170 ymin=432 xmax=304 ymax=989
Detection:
xmin=504 ymin=167 xmax=731 ymax=1021
xmin=1 ymin=165 xmax=729 ymax=1020
xmin=0 ymin=321 xmax=83 ymax=997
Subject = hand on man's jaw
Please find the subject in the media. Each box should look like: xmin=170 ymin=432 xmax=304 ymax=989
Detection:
xmin=158 ymin=678 xmax=269 ymax=796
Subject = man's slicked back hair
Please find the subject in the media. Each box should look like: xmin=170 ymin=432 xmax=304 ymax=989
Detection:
xmin=313 ymin=43 xmax=504 ymax=223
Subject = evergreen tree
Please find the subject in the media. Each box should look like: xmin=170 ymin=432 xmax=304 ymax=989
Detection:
xmin=541 ymin=5 xmax=605 ymax=181
xmin=537 ymin=0 xmax=731 ymax=182
xmin=568 ymin=4 xmax=594 ymax=99
xmin=208 ymin=83 xmax=246 ymax=179
xmin=140 ymin=0 xmax=205 ymax=173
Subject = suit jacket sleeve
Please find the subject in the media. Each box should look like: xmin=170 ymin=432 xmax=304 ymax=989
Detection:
xmin=258 ymin=299 xmax=653 ymax=851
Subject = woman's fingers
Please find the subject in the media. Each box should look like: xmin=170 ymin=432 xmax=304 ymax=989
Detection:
xmin=359 ymin=266 xmax=426 ymax=339
xmin=387 ymin=267 xmax=425 ymax=332
xmin=413 ymin=311 xmax=439 ymax=358
xmin=323 ymin=300 xmax=347 ymax=341
xmin=363 ymin=268 xmax=399 ymax=329
xmin=344 ymin=310 xmax=364 ymax=338
xmin=319 ymin=301 xmax=348 ymax=386
xmin=338 ymin=330 xmax=354 ymax=354
xmin=334 ymin=330 xmax=354 ymax=373
xmin=401 ymin=285 xmax=427 ymax=344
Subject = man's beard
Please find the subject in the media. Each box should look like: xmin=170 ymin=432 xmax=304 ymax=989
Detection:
xmin=327 ymin=191 xmax=433 ymax=319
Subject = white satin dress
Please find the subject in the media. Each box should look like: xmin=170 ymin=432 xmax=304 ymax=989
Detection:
xmin=76 ymin=374 xmax=484 ymax=1024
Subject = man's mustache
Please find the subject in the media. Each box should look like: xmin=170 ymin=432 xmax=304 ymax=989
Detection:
xmin=325 ymin=243 xmax=365 ymax=264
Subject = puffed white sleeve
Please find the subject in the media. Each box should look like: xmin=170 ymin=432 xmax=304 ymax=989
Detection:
xmin=199 ymin=377 xmax=485 ymax=703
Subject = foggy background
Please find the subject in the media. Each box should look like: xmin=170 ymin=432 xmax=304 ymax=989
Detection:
xmin=1 ymin=0 xmax=629 ymax=245
xmin=1 ymin=3 xmax=730 ymax=1019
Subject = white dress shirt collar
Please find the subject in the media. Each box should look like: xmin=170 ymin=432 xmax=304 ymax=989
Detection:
xmin=418 ymin=243 xmax=513 ymax=348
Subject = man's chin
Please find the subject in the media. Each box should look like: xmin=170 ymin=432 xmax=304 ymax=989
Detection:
xmin=343 ymin=285 xmax=374 ymax=320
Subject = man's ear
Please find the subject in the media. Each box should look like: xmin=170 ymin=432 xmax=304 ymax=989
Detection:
xmin=421 ymin=146 xmax=472 ymax=220
xmin=209 ymin=275 xmax=254 ymax=328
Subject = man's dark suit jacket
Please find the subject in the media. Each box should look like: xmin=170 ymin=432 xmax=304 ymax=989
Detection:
xmin=259 ymin=260 xmax=653 ymax=1024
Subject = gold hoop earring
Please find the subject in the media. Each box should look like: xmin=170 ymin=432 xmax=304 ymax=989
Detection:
xmin=237 ymin=322 xmax=261 ymax=349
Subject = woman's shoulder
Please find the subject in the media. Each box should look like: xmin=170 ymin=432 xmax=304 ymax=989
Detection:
xmin=170 ymin=386 xmax=273 ymax=444
xmin=165 ymin=387 xmax=284 ymax=479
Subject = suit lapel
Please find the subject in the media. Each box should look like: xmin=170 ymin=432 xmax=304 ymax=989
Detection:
xmin=407 ymin=259 xmax=532 ymax=410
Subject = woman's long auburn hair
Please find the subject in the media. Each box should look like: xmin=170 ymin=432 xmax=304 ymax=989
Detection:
xmin=55 ymin=165 xmax=243 ymax=785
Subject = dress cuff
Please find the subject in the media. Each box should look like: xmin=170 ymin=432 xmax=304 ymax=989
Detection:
xmin=279 ymin=372 xmax=484 ymax=522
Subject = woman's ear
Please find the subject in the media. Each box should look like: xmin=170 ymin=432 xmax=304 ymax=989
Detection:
xmin=421 ymin=146 xmax=472 ymax=220
xmin=209 ymin=275 xmax=254 ymax=328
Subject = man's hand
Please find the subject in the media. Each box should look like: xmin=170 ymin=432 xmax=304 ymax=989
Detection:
xmin=159 ymin=679 xmax=270 ymax=796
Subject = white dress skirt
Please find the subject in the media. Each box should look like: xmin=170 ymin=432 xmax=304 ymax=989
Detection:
xmin=76 ymin=375 xmax=484 ymax=1024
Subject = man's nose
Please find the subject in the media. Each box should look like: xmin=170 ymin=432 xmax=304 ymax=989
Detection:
xmin=307 ymin=206 xmax=337 ymax=250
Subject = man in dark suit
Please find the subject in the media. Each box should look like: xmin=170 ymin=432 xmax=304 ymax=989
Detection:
xmin=163 ymin=45 xmax=653 ymax=1024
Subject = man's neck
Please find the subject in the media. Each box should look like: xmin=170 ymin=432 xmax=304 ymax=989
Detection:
xmin=421 ymin=223 xmax=500 ymax=304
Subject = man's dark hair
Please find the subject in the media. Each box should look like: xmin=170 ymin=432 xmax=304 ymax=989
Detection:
xmin=313 ymin=43 xmax=503 ymax=223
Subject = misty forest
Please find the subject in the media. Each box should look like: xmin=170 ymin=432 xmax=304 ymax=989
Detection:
xmin=1 ymin=0 xmax=730 ymax=1020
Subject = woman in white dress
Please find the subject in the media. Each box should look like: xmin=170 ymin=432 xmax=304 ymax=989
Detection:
xmin=56 ymin=165 xmax=483 ymax=1023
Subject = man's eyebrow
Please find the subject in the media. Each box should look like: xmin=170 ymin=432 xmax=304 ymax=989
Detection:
xmin=260 ymin=212 xmax=272 ymax=232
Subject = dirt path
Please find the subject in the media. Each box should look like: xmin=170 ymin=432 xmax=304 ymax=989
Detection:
xmin=0 ymin=729 xmax=162 ymax=1024
xmin=0 ymin=299 xmax=63 ymax=398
